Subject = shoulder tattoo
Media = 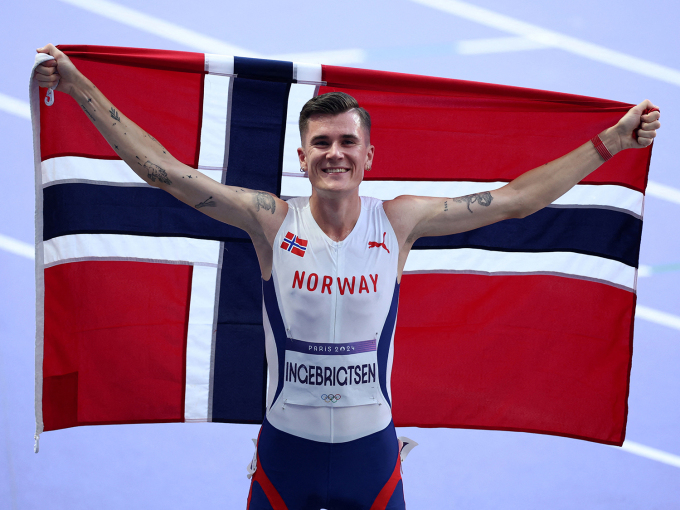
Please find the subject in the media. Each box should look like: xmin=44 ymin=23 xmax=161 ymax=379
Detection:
xmin=254 ymin=192 xmax=276 ymax=214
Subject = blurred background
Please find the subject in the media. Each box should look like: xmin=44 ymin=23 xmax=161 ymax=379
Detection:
xmin=1 ymin=0 xmax=678 ymax=508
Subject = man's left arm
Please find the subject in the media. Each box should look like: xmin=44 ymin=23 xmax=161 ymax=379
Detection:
xmin=385 ymin=99 xmax=660 ymax=251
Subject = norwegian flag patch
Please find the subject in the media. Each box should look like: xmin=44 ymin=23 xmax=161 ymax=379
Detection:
xmin=280 ymin=232 xmax=308 ymax=257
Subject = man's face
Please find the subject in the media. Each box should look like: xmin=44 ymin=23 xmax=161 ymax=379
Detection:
xmin=297 ymin=110 xmax=374 ymax=197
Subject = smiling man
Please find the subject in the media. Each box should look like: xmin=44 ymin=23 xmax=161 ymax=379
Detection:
xmin=35 ymin=43 xmax=660 ymax=510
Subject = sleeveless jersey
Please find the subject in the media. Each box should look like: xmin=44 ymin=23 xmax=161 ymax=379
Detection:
xmin=262 ymin=196 xmax=400 ymax=443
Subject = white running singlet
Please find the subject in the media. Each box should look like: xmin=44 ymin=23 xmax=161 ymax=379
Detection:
xmin=262 ymin=196 xmax=400 ymax=443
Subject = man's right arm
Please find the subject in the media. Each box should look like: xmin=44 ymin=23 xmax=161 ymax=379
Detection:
xmin=34 ymin=44 xmax=287 ymax=261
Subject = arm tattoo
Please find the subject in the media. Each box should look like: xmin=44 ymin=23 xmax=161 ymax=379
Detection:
xmin=147 ymin=134 xmax=167 ymax=153
xmin=254 ymin=192 xmax=276 ymax=214
xmin=109 ymin=107 xmax=121 ymax=122
xmin=80 ymin=104 xmax=96 ymax=122
xmin=450 ymin=191 xmax=493 ymax=213
xmin=195 ymin=196 xmax=216 ymax=209
xmin=143 ymin=161 xmax=172 ymax=185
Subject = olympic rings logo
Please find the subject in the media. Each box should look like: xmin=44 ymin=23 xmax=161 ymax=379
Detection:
xmin=321 ymin=394 xmax=341 ymax=403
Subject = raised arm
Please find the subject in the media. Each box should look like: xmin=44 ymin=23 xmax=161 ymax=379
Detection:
xmin=34 ymin=44 xmax=287 ymax=275
xmin=385 ymin=100 xmax=660 ymax=259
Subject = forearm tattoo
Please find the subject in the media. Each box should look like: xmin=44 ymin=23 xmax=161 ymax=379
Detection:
xmin=144 ymin=161 xmax=172 ymax=185
xmin=109 ymin=107 xmax=121 ymax=122
xmin=195 ymin=196 xmax=216 ymax=209
xmin=254 ymin=192 xmax=276 ymax=214
xmin=80 ymin=104 xmax=96 ymax=122
xmin=146 ymin=134 xmax=167 ymax=154
xmin=449 ymin=191 xmax=493 ymax=213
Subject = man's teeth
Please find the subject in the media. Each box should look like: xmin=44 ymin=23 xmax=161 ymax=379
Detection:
xmin=324 ymin=168 xmax=349 ymax=173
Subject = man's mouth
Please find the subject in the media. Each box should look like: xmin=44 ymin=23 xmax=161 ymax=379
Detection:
xmin=322 ymin=168 xmax=350 ymax=173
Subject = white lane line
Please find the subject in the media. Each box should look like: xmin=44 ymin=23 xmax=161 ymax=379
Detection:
xmin=0 ymin=92 xmax=31 ymax=120
xmin=456 ymin=36 xmax=548 ymax=55
xmin=57 ymin=0 xmax=365 ymax=65
xmin=57 ymin=0 xmax=261 ymax=57
xmin=636 ymin=305 xmax=680 ymax=331
xmin=47 ymin=0 xmax=680 ymax=84
xmin=637 ymin=264 xmax=652 ymax=277
xmin=646 ymin=180 xmax=680 ymax=205
xmin=0 ymin=234 xmax=34 ymax=260
xmin=619 ymin=441 xmax=680 ymax=469
xmin=639 ymin=263 xmax=680 ymax=277
xmin=409 ymin=0 xmax=680 ymax=86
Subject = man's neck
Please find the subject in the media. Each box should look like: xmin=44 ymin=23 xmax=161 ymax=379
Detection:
xmin=309 ymin=190 xmax=361 ymax=242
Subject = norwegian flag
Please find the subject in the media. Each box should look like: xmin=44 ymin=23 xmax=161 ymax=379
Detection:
xmin=31 ymin=45 xmax=653 ymax=447
xmin=280 ymin=232 xmax=308 ymax=257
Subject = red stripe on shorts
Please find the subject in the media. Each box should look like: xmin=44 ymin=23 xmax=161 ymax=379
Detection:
xmin=370 ymin=454 xmax=403 ymax=510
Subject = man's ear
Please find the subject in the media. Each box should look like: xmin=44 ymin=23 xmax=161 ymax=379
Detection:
xmin=366 ymin=144 xmax=375 ymax=168
xmin=297 ymin=147 xmax=307 ymax=171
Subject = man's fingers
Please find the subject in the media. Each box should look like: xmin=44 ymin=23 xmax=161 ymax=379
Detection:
xmin=34 ymin=65 xmax=57 ymax=76
xmin=35 ymin=75 xmax=60 ymax=88
xmin=36 ymin=73 xmax=59 ymax=83
xmin=642 ymin=111 xmax=660 ymax=123
xmin=629 ymin=100 xmax=659 ymax=124
xmin=34 ymin=71 xmax=60 ymax=83
xmin=33 ymin=63 xmax=60 ymax=87
xmin=635 ymin=134 xmax=654 ymax=147
xmin=37 ymin=43 xmax=58 ymax=56
xmin=36 ymin=44 xmax=67 ymax=65
xmin=636 ymin=129 xmax=656 ymax=148
xmin=640 ymin=120 xmax=661 ymax=131
xmin=636 ymin=99 xmax=656 ymax=112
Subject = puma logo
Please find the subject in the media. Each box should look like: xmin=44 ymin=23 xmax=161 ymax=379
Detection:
xmin=368 ymin=232 xmax=390 ymax=253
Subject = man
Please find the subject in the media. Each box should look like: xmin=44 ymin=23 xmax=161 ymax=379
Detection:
xmin=35 ymin=43 xmax=660 ymax=509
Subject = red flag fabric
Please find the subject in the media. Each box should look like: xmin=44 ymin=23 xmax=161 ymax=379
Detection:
xmin=31 ymin=46 xmax=652 ymax=447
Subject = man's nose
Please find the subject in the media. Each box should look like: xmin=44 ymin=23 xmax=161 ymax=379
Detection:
xmin=327 ymin=142 xmax=343 ymax=159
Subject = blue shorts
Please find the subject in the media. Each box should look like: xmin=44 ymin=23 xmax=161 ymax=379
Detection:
xmin=247 ymin=417 xmax=406 ymax=510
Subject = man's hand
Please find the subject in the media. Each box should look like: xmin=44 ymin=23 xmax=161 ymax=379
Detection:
xmin=604 ymin=99 xmax=660 ymax=154
xmin=34 ymin=44 xmax=82 ymax=97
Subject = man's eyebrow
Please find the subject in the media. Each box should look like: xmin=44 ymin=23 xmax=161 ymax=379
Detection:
xmin=310 ymin=134 xmax=360 ymax=143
